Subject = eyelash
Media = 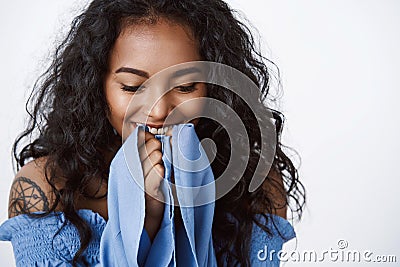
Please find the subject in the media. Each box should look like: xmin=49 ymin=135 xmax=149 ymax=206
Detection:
xmin=121 ymin=82 xmax=198 ymax=93
xmin=121 ymin=85 xmax=142 ymax=92
xmin=175 ymin=82 xmax=198 ymax=93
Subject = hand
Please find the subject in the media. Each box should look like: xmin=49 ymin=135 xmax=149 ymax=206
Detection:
xmin=138 ymin=130 xmax=165 ymax=240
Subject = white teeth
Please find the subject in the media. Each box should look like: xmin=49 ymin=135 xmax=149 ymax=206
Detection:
xmin=135 ymin=123 xmax=171 ymax=135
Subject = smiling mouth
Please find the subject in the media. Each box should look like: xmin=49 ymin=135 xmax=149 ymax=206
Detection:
xmin=131 ymin=122 xmax=173 ymax=135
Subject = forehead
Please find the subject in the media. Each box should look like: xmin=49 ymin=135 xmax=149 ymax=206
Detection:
xmin=109 ymin=19 xmax=201 ymax=75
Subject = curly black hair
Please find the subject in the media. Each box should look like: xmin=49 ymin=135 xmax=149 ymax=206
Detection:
xmin=12 ymin=0 xmax=306 ymax=266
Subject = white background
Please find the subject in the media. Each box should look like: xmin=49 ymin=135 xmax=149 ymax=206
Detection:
xmin=0 ymin=1 xmax=399 ymax=266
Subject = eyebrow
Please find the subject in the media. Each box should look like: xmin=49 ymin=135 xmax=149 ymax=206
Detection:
xmin=170 ymin=67 xmax=202 ymax=79
xmin=115 ymin=67 xmax=149 ymax=78
xmin=115 ymin=66 xmax=202 ymax=79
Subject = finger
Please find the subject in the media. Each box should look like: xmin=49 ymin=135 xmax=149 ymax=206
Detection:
xmin=144 ymin=163 xmax=165 ymax=199
xmin=138 ymin=131 xmax=158 ymax=150
xmin=142 ymin=150 xmax=163 ymax=177
xmin=139 ymin=136 xmax=162 ymax=162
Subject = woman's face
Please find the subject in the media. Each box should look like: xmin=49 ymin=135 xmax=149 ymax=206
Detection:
xmin=104 ymin=19 xmax=207 ymax=138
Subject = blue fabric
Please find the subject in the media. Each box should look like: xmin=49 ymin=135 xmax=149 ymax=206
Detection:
xmin=0 ymin=123 xmax=296 ymax=266
xmin=100 ymin=123 xmax=217 ymax=267
xmin=0 ymin=209 xmax=105 ymax=266
xmin=224 ymin=213 xmax=296 ymax=267
xmin=250 ymin=214 xmax=296 ymax=267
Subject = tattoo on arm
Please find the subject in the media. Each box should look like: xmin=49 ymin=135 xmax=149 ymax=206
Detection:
xmin=8 ymin=176 xmax=50 ymax=218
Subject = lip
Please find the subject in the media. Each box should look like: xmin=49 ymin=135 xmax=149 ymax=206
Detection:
xmin=131 ymin=122 xmax=177 ymax=128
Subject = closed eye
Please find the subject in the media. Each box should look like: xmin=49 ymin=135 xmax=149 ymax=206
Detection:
xmin=174 ymin=82 xmax=198 ymax=93
xmin=121 ymin=84 xmax=144 ymax=93
xmin=121 ymin=82 xmax=198 ymax=93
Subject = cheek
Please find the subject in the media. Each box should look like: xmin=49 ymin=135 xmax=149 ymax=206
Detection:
xmin=105 ymin=83 xmax=132 ymax=131
xmin=179 ymin=99 xmax=205 ymax=118
xmin=174 ymin=87 xmax=207 ymax=122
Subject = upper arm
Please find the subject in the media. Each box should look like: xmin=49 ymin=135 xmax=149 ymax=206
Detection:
xmin=8 ymin=158 xmax=57 ymax=218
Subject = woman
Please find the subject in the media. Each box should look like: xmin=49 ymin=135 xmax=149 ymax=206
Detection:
xmin=0 ymin=0 xmax=305 ymax=266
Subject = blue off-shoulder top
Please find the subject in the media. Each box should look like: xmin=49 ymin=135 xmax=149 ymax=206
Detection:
xmin=0 ymin=210 xmax=295 ymax=266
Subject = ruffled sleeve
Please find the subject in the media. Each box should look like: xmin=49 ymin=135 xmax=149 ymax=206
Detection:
xmin=250 ymin=214 xmax=296 ymax=267
xmin=0 ymin=209 xmax=106 ymax=267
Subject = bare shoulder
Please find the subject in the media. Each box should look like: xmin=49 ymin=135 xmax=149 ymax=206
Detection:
xmin=8 ymin=157 xmax=58 ymax=218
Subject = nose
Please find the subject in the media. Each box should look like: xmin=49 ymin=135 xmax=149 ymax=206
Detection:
xmin=144 ymin=90 xmax=174 ymax=121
